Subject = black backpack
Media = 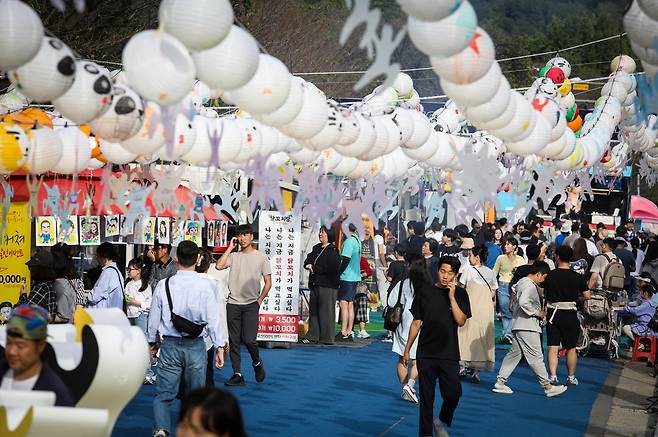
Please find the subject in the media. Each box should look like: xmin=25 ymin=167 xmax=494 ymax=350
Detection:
xmin=383 ymin=278 xmax=405 ymax=332
xmin=165 ymin=277 xmax=206 ymax=338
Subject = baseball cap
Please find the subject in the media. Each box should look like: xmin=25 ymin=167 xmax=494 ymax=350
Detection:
xmin=25 ymin=251 xmax=54 ymax=269
xmin=460 ymin=238 xmax=475 ymax=250
xmin=6 ymin=305 xmax=49 ymax=340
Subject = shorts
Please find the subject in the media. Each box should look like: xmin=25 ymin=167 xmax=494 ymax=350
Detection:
xmin=546 ymin=309 xmax=580 ymax=349
xmin=354 ymin=293 xmax=369 ymax=323
xmin=337 ymin=280 xmax=358 ymax=302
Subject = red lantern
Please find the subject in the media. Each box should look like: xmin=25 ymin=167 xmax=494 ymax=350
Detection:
xmin=546 ymin=67 xmax=565 ymax=85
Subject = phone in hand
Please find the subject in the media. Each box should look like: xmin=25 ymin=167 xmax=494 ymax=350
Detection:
xmin=232 ymin=238 xmax=238 ymax=250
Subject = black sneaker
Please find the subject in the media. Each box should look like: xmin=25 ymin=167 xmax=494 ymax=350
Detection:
xmin=254 ymin=361 xmax=266 ymax=383
xmin=224 ymin=373 xmax=245 ymax=386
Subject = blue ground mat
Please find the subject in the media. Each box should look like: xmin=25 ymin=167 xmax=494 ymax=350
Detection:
xmin=114 ymin=339 xmax=613 ymax=436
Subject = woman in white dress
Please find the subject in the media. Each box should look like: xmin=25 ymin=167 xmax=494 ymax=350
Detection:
xmin=458 ymin=245 xmax=498 ymax=383
xmin=389 ymin=255 xmax=426 ymax=403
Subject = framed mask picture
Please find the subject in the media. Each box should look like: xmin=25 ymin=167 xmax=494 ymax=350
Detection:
xmin=105 ymin=214 xmax=120 ymax=237
xmin=80 ymin=216 xmax=101 ymax=246
xmin=206 ymin=220 xmax=216 ymax=247
xmin=36 ymin=216 xmax=56 ymax=247
xmin=57 ymin=216 xmax=79 ymax=245
xmin=184 ymin=220 xmax=202 ymax=246
xmin=157 ymin=217 xmax=170 ymax=244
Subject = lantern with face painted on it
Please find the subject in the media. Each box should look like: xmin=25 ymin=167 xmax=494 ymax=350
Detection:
xmin=89 ymin=84 xmax=145 ymax=142
xmin=9 ymin=36 xmax=76 ymax=102
xmin=0 ymin=121 xmax=30 ymax=174
xmin=53 ymin=61 xmax=113 ymax=124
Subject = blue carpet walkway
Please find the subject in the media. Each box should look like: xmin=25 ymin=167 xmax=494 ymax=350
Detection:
xmin=114 ymin=339 xmax=612 ymax=436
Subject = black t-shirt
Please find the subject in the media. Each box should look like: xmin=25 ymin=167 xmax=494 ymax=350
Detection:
xmin=437 ymin=244 xmax=460 ymax=258
xmin=543 ymin=268 xmax=588 ymax=303
xmin=410 ymin=284 xmax=471 ymax=360
xmin=386 ymin=260 xmax=407 ymax=292
xmin=511 ymin=264 xmax=533 ymax=287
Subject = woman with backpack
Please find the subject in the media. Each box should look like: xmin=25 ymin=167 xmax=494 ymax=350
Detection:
xmin=389 ymin=255 xmax=424 ymax=403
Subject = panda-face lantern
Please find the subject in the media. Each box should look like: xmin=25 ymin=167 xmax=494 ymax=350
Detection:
xmin=53 ymin=61 xmax=113 ymax=124
xmin=9 ymin=37 xmax=76 ymax=102
xmin=89 ymin=84 xmax=145 ymax=142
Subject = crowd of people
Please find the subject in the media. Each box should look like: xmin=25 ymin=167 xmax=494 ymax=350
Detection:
xmin=6 ymin=213 xmax=658 ymax=436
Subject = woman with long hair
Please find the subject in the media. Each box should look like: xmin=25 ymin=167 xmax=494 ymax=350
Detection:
xmin=570 ymin=238 xmax=593 ymax=276
xmin=52 ymin=252 xmax=76 ymax=323
xmin=18 ymin=252 xmax=57 ymax=321
xmin=493 ymin=227 xmax=504 ymax=247
xmin=389 ymin=254 xmax=428 ymax=403
xmin=303 ymin=226 xmax=341 ymax=344
xmin=177 ymin=388 xmax=246 ymax=437
xmin=125 ymin=257 xmax=155 ymax=384
xmin=458 ymin=245 xmax=497 ymax=382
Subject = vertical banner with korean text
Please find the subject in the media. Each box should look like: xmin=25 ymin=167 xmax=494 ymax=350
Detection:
xmin=257 ymin=211 xmax=301 ymax=342
xmin=0 ymin=203 xmax=31 ymax=304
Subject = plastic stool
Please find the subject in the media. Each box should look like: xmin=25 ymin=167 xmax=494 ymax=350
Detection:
xmin=631 ymin=336 xmax=657 ymax=364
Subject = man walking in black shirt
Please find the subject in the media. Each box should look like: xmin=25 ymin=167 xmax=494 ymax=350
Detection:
xmin=403 ymin=256 xmax=471 ymax=437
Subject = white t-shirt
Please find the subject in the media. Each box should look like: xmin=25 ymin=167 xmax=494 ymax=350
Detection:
xmin=460 ymin=265 xmax=498 ymax=292
xmin=125 ymin=280 xmax=152 ymax=319
xmin=585 ymin=239 xmax=599 ymax=257
xmin=0 ymin=369 xmax=38 ymax=391
xmin=590 ymin=252 xmax=619 ymax=290
xmin=373 ymin=234 xmax=386 ymax=269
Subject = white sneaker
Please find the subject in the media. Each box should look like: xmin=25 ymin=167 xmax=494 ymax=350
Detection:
xmin=402 ymin=384 xmax=418 ymax=403
xmin=433 ymin=418 xmax=450 ymax=437
xmin=492 ymin=379 xmax=513 ymax=394
xmin=544 ymin=384 xmax=568 ymax=397
xmin=566 ymin=375 xmax=579 ymax=386
xmin=153 ymin=430 xmax=168 ymax=437
xmin=549 ymin=375 xmax=559 ymax=385
xmin=359 ymin=330 xmax=370 ymax=339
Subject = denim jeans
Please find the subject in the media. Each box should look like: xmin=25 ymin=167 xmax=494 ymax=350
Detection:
xmin=130 ymin=313 xmax=154 ymax=378
xmin=153 ymin=337 xmax=207 ymax=433
xmin=497 ymin=282 xmax=512 ymax=339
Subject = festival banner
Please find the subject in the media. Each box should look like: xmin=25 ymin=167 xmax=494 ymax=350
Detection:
xmin=257 ymin=211 xmax=301 ymax=342
xmin=0 ymin=203 xmax=31 ymax=304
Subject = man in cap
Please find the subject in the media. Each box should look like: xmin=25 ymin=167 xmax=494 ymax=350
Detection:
xmin=555 ymin=220 xmax=572 ymax=247
xmin=0 ymin=305 xmax=74 ymax=406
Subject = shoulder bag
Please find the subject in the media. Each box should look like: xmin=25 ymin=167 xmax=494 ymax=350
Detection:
xmin=165 ymin=277 xmax=206 ymax=338
xmin=383 ymin=278 xmax=405 ymax=331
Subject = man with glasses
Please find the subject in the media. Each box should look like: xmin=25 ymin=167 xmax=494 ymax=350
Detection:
xmin=149 ymin=241 xmax=178 ymax=291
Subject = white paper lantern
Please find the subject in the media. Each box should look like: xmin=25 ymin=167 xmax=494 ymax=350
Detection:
xmin=232 ymin=118 xmax=263 ymax=163
xmin=381 ymin=115 xmax=403 ymax=154
xmin=120 ymin=103 xmax=166 ymax=155
xmin=430 ymin=28 xmax=495 ymax=84
xmin=159 ymin=114 xmax=197 ymax=161
xmin=159 ymin=0 xmax=233 ymax=51
xmin=546 ymin=56 xmax=572 ymax=79
xmin=192 ymin=25 xmax=260 ymax=92
xmin=393 ymin=72 xmax=414 ymax=97
xmin=630 ymin=40 xmax=658 ymax=66
xmin=89 ymin=84 xmax=145 ymax=142
xmin=53 ymin=61 xmax=113 ymax=124
xmin=505 ymin=116 xmax=551 ymax=156
xmin=476 ymin=90 xmax=517 ymax=132
xmin=407 ymin=1 xmax=477 ymax=57
xmin=99 ymin=140 xmax=137 ymax=164
xmin=257 ymin=78 xmax=304 ymax=127
xmin=403 ymin=130 xmax=439 ymax=161
xmin=624 ymin=1 xmax=658 ymax=51
xmin=278 ymin=85 xmax=329 ymax=139
xmin=22 ymin=127 xmax=61 ymax=174
xmin=229 ymin=54 xmax=292 ymax=114
xmin=359 ymin=118 xmax=389 ymax=161
xmin=266 ymin=151 xmax=290 ymax=168
xmin=256 ymin=123 xmax=278 ymax=158
xmin=9 ymin=36 xmax=75 ymax=102
xmin=638 ymin=0 xmax=658 ymax=21
xmin=333 ymin=113 xmax=376 ymax=157
xmin=122 ymin=30 xmax=195 ymax=105
xmin=0 ymin=0 xmax=43 ymax=71
xmin=199 ymin=117 xmax=239 ymax=164
xmin=346 ymin=159 xmax=372 ymax=179
xmin=403 ymin=110 xmax=431 ymax=149
xmin=465 ymin=78 xmax=511 ymax=123
xmin=331 ymin=156 xmax=359 ymax=177
xmin=390 ymin=107 xmax=415 ymax=145
xmin=0 ymin=89 xmax=28 ymax=115
xmin=317 ymin=148 xmax=344 ymax=173
xmin=363 ymin=87 xmax=398 ymax=114
xmin=52 ymin=127 xmax=91 ymax=174
xmin=177 ymin=116 xmax=212 ymax=165
xmin=304 ymin=104 xmax=343 ymax=151
xmin=337 ymin=110 xmax=361 ymax=146
xmin=440 ymin=61 xmax=502 ymax=107
xmin=426 ymin=132 xmax=459 ymax=168
xmin=601 ymin=81 xmax=628 ymax=103
xmin=490 ymin=94 xmax=536 ymax=142
xmin=552 ymin=129 xmax=577 ymax=161
xmin=397 ymin=0 xmax=461 ymax=21
xmin=289 ymin=147 xmax=321 ymax=164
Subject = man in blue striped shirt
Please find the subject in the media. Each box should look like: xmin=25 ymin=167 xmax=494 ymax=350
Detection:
xmin=148 ymin=241 xmax=225 ymax=437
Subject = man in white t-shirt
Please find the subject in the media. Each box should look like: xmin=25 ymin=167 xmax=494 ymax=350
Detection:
xmin=589 ymin=238 xmax=619 ymax=290
xmin=0 ymin=305 xmax=74 ymax=406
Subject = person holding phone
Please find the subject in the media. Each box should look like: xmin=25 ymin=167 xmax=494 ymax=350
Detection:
xmin=216 ymin=224 xmax=272 ymax=387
